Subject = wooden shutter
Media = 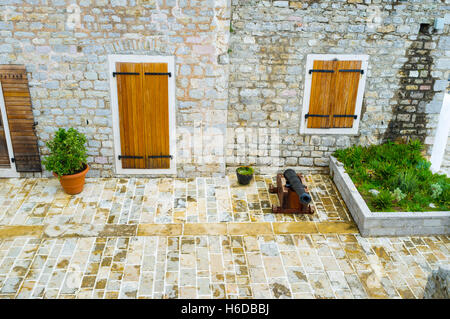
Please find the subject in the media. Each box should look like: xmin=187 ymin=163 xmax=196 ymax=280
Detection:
xmin=115 ymin=62 xmax=170 ymax=170
xmin=116 ymin=62 xmax=146 ymax=169
xmin=143 ymin=63 xmax=170 ymax=169
xmin=0 ymin=65 xmax=41 ymax=172
xmin=307 ymin=60 xmax=335 ymax=128
xmin=332 ymin=61 xmax=361 ymax=128
xmin=306 ymin=60 xmax=362 ymax=129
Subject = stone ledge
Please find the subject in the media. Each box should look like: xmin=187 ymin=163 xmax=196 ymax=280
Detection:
xmin=329 ymin=155 xmax=450 ymax=237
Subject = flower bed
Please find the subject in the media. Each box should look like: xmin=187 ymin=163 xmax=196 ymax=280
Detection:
xmin=333 ymin=141 xmax=449 ymax=212
xmin=330 ymin=155 xmax=450 ymax=237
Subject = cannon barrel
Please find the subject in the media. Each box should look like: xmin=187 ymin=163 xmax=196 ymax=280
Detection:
xmin=283 ymin=169 xmax=312 ymax=205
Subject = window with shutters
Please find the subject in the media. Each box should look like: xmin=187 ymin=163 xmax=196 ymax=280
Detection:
xmin=300 ymin=54 xmax=369 ymax=135
xmin=108 ymin=55 xmax=176 ymax=175
xmin=0 ymin=65 xmax=41 ymax=177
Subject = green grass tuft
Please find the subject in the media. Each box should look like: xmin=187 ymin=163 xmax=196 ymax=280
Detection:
xmin=236 ymin=166 xmax=254 ymax=175
xmin=333 ymin=139 xmax=450 ymax=212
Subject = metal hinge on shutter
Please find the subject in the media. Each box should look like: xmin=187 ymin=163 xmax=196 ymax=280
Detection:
xmin=339 ymin=69 xmax=364 ymax=75
xmin=145 ymin=72 xmax=172 ymax=77
xmin=308 ymin=69 xmax=334 ymax=74
xmin=112 ymin=72 xmax=140 ymax=77
xmin=333 ymin=114 xmax=358 ymax=119
xmin=305 ymin=114 xmax=330 ymax=119
xmin=148 ymin=155 xmax=173 ymax=159
xmin=118 ymin=155 xmax=143 ymax=160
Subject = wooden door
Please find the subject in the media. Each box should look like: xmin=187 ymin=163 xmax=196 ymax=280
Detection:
xmin=115 ymin=62 xmax=171 ymax=170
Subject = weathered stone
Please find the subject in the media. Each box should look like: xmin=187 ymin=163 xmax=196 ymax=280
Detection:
xmin=0 ymin=0 xmax=448 ymax=178
xmin=424 ymin=265 xmax=450 ymax=299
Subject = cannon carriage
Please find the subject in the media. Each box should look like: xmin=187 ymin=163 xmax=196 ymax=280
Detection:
xmin=269 ymin=169 xmax=314 ymax=214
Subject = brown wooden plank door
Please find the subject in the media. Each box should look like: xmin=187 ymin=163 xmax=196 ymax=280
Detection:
xmin=115 ymin=62 xmax=146 ymax=169
xmin=143 ymin=63 xmax=170 ymax=169
xmin=331 ymin=60 xmax=361 ymax=128
xmin=307 ymin=60 xmax=335 ymax=128
xmin=0 ymin=65 xmax=41 ymax=172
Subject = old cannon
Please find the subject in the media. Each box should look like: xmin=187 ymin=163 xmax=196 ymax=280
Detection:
xmin=269 ymin=169 xmax=314 ymax=214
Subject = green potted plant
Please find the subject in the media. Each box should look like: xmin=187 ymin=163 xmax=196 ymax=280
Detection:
xmin=236 ymin=166 xmax=254 ymax=185
xmin=42 ymin=128 xmax=89 ymax=195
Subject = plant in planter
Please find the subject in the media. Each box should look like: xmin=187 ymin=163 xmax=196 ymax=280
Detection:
xmin=42 ymin=128 xmax=89 ymax=195
xmin=236 ymin=166 xmax=254 ymax=185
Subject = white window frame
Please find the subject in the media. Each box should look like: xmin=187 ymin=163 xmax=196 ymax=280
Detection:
xmin=300 ymin=54 xmax=369 ymax=135
xmin=0 ymin=82 xmax=19 ymax=178
xmin=108 ymin=54 xmax=177 ymax=175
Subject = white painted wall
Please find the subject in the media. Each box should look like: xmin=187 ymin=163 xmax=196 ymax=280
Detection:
xmin=430 ymin=92 xmax=450 ymax=175
xmin=0 ymin=82 xmax=20 ymax=178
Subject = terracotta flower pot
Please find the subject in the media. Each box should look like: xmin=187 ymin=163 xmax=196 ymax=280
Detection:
xmin=53 ymin=164 xmax=89 ymax=195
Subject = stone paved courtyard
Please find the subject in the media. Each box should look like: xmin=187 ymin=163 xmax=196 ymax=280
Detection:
xmin=0 ymin=174 xmax=448 ymax=299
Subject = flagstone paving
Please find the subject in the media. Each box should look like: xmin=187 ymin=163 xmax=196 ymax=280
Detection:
xmin=0 ymin=234 xmax=448 ymax=299
xmin=0 ymin=175 xmax=351 ymax=226
xmin=0 ymin=174 xmax=448 ymax=299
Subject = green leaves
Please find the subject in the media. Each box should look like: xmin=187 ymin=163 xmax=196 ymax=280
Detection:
xmin=372 ymin=189 xmax=394 ymax=210
xmin=237 ymin=166 xmax=254 ymax=176
xmin=333 ymin=139 xmax=450 ymax=212
xmin=42 ymin=128 xmax=87 ymax=177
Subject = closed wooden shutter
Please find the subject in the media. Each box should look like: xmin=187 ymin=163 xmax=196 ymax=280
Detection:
xmin=332 ymin=61 xmax=361 ymax=128
xmin=115 ymin=62 xmax=170 ymax=170
xmin=0 ymin=65 xmax=41 ymax=172
xmin=307 ymin=60 xmax=361 ymax=129
xmin=143 ymin=63 xmax=170 ymax=169
xmin=116 ymin=62 xmax=146 ymax=169
xmin=307 ymin=60 xmax=335 ymax=128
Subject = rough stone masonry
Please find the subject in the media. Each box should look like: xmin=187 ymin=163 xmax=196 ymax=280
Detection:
xmin=0 ymin=0 xmax=448 ymax=178
xmin=226 ymin=0 xmax=449 ymax=175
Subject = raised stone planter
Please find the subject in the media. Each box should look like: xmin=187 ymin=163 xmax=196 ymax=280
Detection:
xmin=329 ymin=156 xmax=450 ymax=237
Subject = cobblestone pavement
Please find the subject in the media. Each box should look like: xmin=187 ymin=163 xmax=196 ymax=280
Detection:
xmin=0 ymin=175 xmax=351 ymax=225
xmin=0 ymin=175 xmax=448 ymax=299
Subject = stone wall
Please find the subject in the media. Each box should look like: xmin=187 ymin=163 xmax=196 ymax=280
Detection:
xmin=0 ymin=0 xmax=449 ymax=178
xmin=226 ymin=0 xmax=449 ymax=173
xmin=0 ymin=0 xmax=231 ymax=178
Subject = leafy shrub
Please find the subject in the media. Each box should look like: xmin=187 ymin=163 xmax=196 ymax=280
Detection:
xmin=375 ymin=162 xmax=398 ymax=180
xmin=430 ymin=183 xmax=443 ymax=199
xmin=42 ymin=128 xmax=87 ymax=177
xmin=408 ymin=139 xmax=423 ymax=152
xmin=372 ymin=189 xmax=393 ymax=210
xmin=394 ymin=170 xmax=419 ymax=194
xmin=438 ymin=188 xmax=450 ymax=207
xmin=333 ymin=139 xmax=450 ymax=212
xmin=392 ymin=188 xmax=406 ymax=202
